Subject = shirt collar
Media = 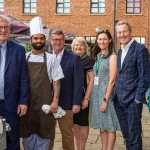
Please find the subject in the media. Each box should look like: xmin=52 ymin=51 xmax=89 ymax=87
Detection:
xmin=121 ymin=38 xmax=135 ymax=51
xmin=53 ymin=49 xmax=64 ymax=57
xmin=1 ymin=41 xmax=7 ymax=48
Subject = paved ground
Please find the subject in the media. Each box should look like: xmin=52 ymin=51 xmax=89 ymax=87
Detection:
xmin=20 ymin=105 xmax=150 ymax=150
xmin=52 ymin=105 xmax=150 ymax=150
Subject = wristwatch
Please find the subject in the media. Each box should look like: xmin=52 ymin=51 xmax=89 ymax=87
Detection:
xmin=103 ymin=98 xmax=107 ymax=102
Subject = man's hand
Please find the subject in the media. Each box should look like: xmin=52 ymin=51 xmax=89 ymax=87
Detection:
xmin=72 ymin=105 xmax=81 ymax=114
xmin=17 ymin=104 xmax=28 ymax=117
xmin=50 ymin=100 xmax=58 ymax=113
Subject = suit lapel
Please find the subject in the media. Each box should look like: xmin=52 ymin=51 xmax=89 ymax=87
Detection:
xmin=121 ymin=40 xmax=137 ymax=71
xmin=118 ymin=48 xmax=122 ymax=72
xmin=5 ymin=41 xmax=13 ymax=72
xmin=61 ymin=50 xmax=69 ymax=67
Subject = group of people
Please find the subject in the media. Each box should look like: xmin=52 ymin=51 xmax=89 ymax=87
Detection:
xmin=0 ymin=14 xmax=150 ymax=150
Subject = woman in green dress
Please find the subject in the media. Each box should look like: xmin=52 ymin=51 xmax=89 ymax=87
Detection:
xmin=90 ymin=30 xmax=120 ymax=150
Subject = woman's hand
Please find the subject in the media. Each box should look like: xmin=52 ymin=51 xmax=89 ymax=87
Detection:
xmin=99 ymin=101 xmax=107 ymax=113
xmin=82 ymin=99 xmax=88 ymax=110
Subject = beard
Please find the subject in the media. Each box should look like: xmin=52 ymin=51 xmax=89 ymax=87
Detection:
xmin=31 ymin=43 xmax=45 ymax=50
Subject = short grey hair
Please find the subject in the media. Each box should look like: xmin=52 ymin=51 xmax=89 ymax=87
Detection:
xmin=0 ymin=15 xmax=10 ymax=25
xmin=116 ymin=21 xmax=132 ymax=32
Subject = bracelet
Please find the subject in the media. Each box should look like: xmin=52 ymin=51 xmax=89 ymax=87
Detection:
xmin=84 ymin=97 xmax=89 ymax=100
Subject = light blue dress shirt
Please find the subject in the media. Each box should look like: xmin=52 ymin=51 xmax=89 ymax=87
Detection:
xmin=0 ymin=41 xmax=7 ymax=100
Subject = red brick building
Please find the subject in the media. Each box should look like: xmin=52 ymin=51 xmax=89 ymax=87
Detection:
xmin=1 ymin=0 xmax=150 ymax=50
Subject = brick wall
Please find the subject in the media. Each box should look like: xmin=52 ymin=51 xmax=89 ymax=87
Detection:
xmin=3 ymin=0 xmax=150 ymax=50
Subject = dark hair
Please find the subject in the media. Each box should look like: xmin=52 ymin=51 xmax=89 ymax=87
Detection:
xmin=91 ymin=29 xmax=114 ymax=60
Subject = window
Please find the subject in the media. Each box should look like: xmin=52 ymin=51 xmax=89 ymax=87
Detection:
xmin=91 ymin=0 xmax=105 ymax=14
xmin=23 ymin=0 xmax=37 ymax=14
xmin=133 ymin=37 xmax=145 ymax=44
xmin=0 ymin=0 xmax=4 ymax=11
xmin=85 ymin=36 xmax=96 ymax=54
xmin=126 ymin=0 xmax=141 ymax=14
xmin=56 ymin=0 xmax=70 ymax=14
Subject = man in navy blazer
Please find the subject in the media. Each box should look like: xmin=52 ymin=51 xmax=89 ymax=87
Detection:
xmin=114 ymin=21 xmax=150 ymax=150
xmin=0 ymin=16 xmax=29 ymax=150
xmin=50 ymin=29 xmax=84 ymax=150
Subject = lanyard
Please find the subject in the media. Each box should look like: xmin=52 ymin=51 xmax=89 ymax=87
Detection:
xmin=95 ymin=57 xmax=104 ymax=76
xmin=80 ymin=53 xmax=87 ymax=59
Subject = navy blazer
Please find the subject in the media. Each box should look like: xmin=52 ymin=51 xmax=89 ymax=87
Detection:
xmin=116 ymin=40 xmax=150 ymax=106
xmin=4 ymin=40 xmax=29 ymax=113
xmin=59 ymin=50 xmax=84 ymax=110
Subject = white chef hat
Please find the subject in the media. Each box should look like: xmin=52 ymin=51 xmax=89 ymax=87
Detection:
xmin=29 ymin=16 xmax=44 ymax=36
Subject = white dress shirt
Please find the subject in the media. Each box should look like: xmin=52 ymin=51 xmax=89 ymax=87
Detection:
xmin=121 ymin=38 xmax=135 ymax=68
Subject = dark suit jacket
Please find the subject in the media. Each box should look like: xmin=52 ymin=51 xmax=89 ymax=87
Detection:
xmin=4 ymin=40 xmax=29 ymax=113
xmin=59 ymin=50 xmax=84 ymax=110
xmin=116 ymin=40 xmax=150 ymax=106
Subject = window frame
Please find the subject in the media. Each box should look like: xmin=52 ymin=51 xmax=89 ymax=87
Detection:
xmin=56 ymin=0 xmax=70 ymax=14
xmin=90 ymin=0 xmax=106 ymax=14
xmin=132 ymin=36 xmax=145 ymax=44
xmin=126 ymin=0 xmax=141 ymax=14
xmin=23 ymin=0 xmax=37 ymax=14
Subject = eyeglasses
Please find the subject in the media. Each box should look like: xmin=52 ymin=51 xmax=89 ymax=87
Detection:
xmin=51 ymin=39 xmax=64 ymax=42
xmin=0 ymin=26 xmax=10 ymax=31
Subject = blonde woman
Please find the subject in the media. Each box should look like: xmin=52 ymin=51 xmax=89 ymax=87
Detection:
xmin=72 ymin=37 xmax=94 ymax=150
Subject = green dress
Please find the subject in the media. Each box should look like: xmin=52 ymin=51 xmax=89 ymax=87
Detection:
xmin=90 ymin=52 xmax=120 ymax=132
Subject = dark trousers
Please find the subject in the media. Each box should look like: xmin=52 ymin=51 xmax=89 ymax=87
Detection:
xmin=114 ymin=100 xmax=143 ymax=150
xmin=0 ymin=101 xmax=20 ymax=150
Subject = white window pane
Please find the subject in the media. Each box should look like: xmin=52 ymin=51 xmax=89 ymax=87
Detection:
xmin=127 ymin=3 xmax=133 ymax=7
xmin=85 ymin=37 xmax=90 ymax=41
xmin=134 ymin=37 xmax=141 ymax=43
xmin=31 ymin=9 xmax=36 ymax=13
xmin=57 ymin=8 xmax=63 ymax=13
xmin=99 ymin=8 xmax=105 ymax=13
xmin=31 ymin=3 xmax=36 ymax=7
xmin=135 ymin=3 xmax=140 ymax=7
xmin=135 ymin=8 xmax=140 ymax=13
xmin=64 ymin=0 xmax=70 ymax=2
xmin=25 ymin=4 xmax=29 ymax=7
xmin=58 ymin=4 xmax=63 ymax=7
xmin=0 ymin=3 xmax=3 ymax=7
xmin=91 ymin=37 xmax=96 ymax=43
xmin=141 ymin=38 xmax=145 ymax=44
xmin=100 ymin=0 xmax=105 ymax=2
xmin=99 ymin=3 xmax=105 ymax=7
xmin=64 ymin=3 xmax=70 ymax=7
xmin=91 ymin=8 xmax=98 ymax=13
xmin=92 ymin=4 xmax=98 ymax=7
xmin=24 ymin=8 xmax=30 ymax=13
xmin=31 ymin=0 xmax=36 ymax=2
xmin=92 ymin=0 xmax=98 ymax=2
xmin=24 ymin=0 xmax=30 ymax=2
xmin=57 ymin=0 xmax=63 ymax=2
xmin=0 ymin=0 xmax=4 ymax=2
xmin=64 ymin=8 xmax=70 ymax=13
xmin=127 ymin=8 xmax=133 ymax=13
